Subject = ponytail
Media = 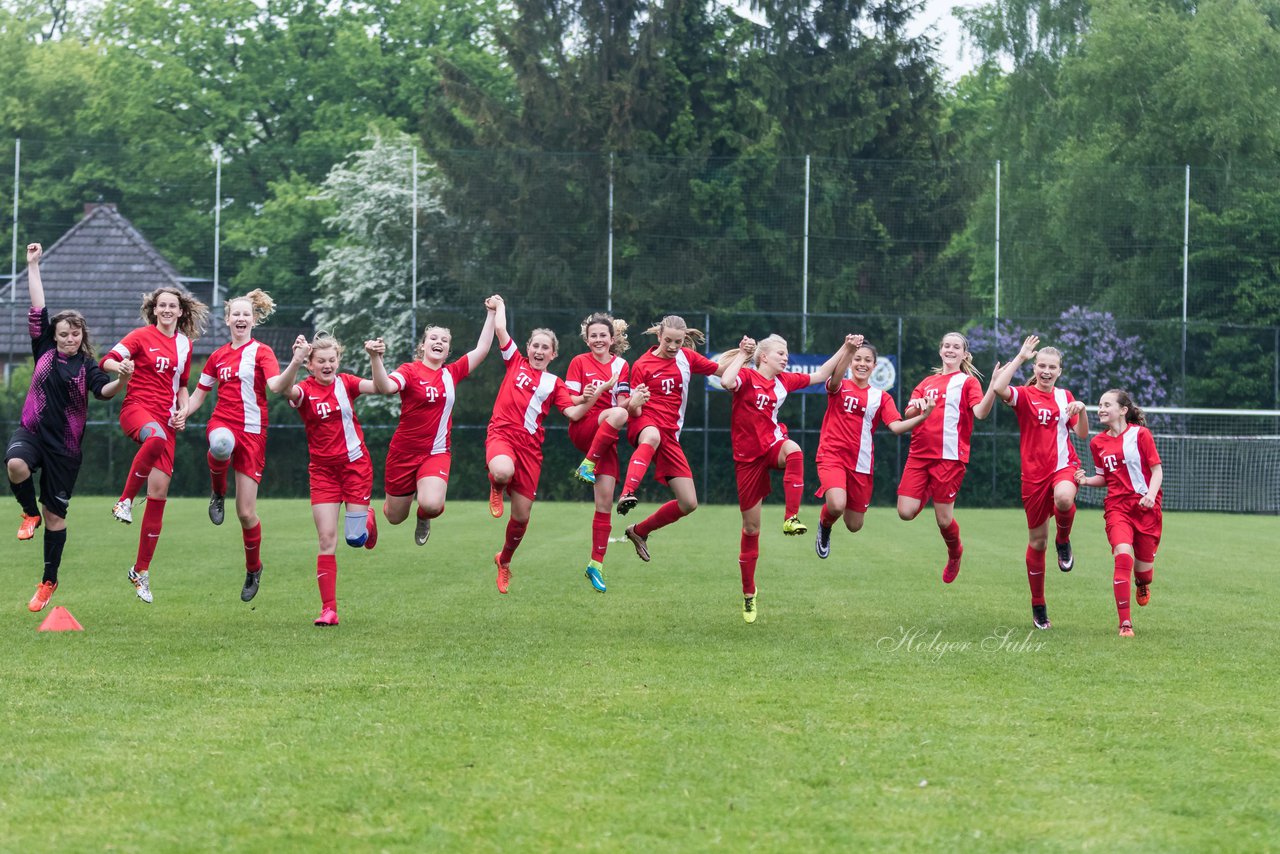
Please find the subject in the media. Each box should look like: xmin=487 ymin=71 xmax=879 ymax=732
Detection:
xmin=932 ymin=331 xmax=984 ymax=380
xmin=580 ymin=312 xmax=630 ymax=355
xmin=1107 ymin=388 xmax=1147 ymax=426
xmin=645 ymin=315 xmax=705 ymax=349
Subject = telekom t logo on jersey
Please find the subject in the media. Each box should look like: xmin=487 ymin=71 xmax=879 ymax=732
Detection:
xmin=154 ymin=356 xmax=172 ymax=372
xmin=515 ymin=372 xmax=534 ymax=390
xmin=842 ymin=395 xmax=864 ymax=414
xmin=219 ymin=366 xmax=236 ymax=382
xmin=315 ymin=402 xmax=332 ymax=419
xmin=660 ymin=378 xmax=677 ymax=395
xmin=754 ymin=392 xmax=772 ymax=411
xmin=1102 ymin=453 xmax=1119 ymax=472
xmin=1036 ymin=407 xmax=1054 ymax=425
xmin=422 ymin=385 xmax=439 ymax=403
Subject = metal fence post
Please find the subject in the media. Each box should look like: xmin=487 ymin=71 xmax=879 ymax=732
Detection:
xmin=7 ymin=138 xmax=18 ymax=383
xmin=1182 ymin=164 xmax=1190 ymax=399
xmin=703 ymin=311 xmax=711 ymax=501
xmin=411 ymin=146 xmax=419 ymax=347
xmin=607 ymin=153 xmax=614 ymax=313
xmin=802 ymin=154 xmax=811 ymax=349
xmin=212 ymin=145 xmax=221 ymax=307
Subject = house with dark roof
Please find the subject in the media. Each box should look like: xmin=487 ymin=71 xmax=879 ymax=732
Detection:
xmin=0 ymin=203 xmax=223 ymax=373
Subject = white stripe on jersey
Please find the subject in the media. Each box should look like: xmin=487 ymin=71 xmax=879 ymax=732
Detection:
xmin=239 ymin=341 xmax=263 ymax=434
xmin=941 ymin=373 xmax=967 ymax=460
xmin=332 ymin=379 xmax=364 ymax=462
xmin=197 ymin=371 xmax=216 ymax=390
xmin=388 ymin=370 xmax=407 ymax=392
xmin=1122 ymin=425 xmax=1149 ymax=495
xmin=1051 ymin=388 xmax=1070 ymax=471
xmin=500 ymin=339 xmax=517 ymax=361
xmin=172 ymin=334 xmax=191 ymax=417
xmin=111 ymin=343 xmax=129 ymax=361
xmin=431 ymin=370 xmax=456 ymax=454
xmin=565 ymin=379 xmax=583 ymax=393
xmin=523 ymin=372 xmax=558 ymax=435
xmin=856 ymin=388 xmax=884 ymax=474
xmin=770 ymin=377 xmax=790 ymax=446
xmin=674 ymin=350 xmax=692 ymax=439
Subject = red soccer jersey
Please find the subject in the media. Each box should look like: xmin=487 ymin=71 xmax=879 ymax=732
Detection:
xmin=629 ymin=346 xmax=719 ymax=438
xmin=489 ymin=339 xmax=575 ymax=446
xmin=906 ymin=372 xmax=984 ymax=463
xmin=1006 ymin=384 xmax=1081 ymax=482
xmin=197 ymin=340 xmax=280 ymax=435
xmin=729 ymin=366 xmax=811 ymax=461
xmin=105 ymin=325 xmax=193 ymax=420
xmin=565 ymin=352 xmax=631 ymax=420
xmin=387 ymin=357 xmax=471 ymax=455
xmin=1090 ymin=425 xmax=1162 ymax=513
xmin=816 ymin=380 xmax=903 ymax=475
xmin=290 ymin=374 xmax=367 ymax=463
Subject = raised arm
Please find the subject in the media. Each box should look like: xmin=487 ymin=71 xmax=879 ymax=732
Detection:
xmin=1067 ymin=401 xmax=1090 ymax=438
xmin=274 ymin=335 xmax=310 ymax=402
xmin=811 ymin=334 xmax=863 ymax=388
xmin=826 ymin=336 xmax=858 ymax=393
xmin=494 ymin=297 xmax=511 ymax=350
xmin=25 ymin=244 xmax=44 ymax=310
xmin=989 ymin=335 xmax=1039 ymax=403
xmin=719 ymin=336 xmax=756 ymax=391
xmin=466 ymin=295 xmax=501 ymax=372
xmin=357 ymin=338 xmax=391 ymax=395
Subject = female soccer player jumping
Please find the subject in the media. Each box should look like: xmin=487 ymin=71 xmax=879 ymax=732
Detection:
xmin=1076 ymin=390 xmax=1164 ymax=638
xmin=279 ymin=334 xmax=389 ymax=626
xmin=616 ymin=315 xmax=727 ymax=565
xmin=6 ymin=243 xmax=131 ymax=612
xmin=102 ymin=285 xmax=209 ymax=603
xmin=988 ymin=335 xmax=1090 ymax=629
xmin=486 ymin=312 xmax=601 ymax=594
xmin=896 ymin=331 xmax=997 ymax=584
xmin=376 ymin=296 xmax=501 ymax=546
xmin=719 ymin=333 xmax=850 ymax=623
xmin=568 ymin=311 xmax=632 ymax=593
xmin=813 ymin=338 xmax=934 ymax=562
xmin=184 ymin=289 xmax=286 ymax=602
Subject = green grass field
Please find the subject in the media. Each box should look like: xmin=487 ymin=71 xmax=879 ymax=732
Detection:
xmin=3 ymin=499 xmax=1278 ymax=851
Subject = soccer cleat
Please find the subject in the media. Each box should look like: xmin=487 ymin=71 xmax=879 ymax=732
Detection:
xmin=942 ymin=549 xmax=963 ymax=584
xmin=1032 ymin=603 xmax=1051 ymax=630
xmin=742 ymin=594 xmax=757 ymax=624
xmin=28 ymin=580 xmax=57 ymax=612
xmin=1136 ymin=582 xmax=1151 ymax=607
xmin=624 ymin=523 xmax=650 ymax=562
xmin=815 ymin=524 xmax=832 ymax=559
xmin=494 ymin=554 xmax=511 ymax=594
xmin=414 ymin=516 xmax=431 ymax=546
xmin=17 ymin=513 xmax=41 ymax=541
xmin=127 ymin=566 xmax=153 ymax=604
xmin=208 ymin=492 xmax=225 ymax=525
xmin=1055 ymin=540 xmax=1074 ymax=572
xmin=314 ymin=608 xmax=339 ymax=626
xmin=574 ymin=459 xmax=597 ymax=484
xmin=489 ymin=484 xmax=504 ymax=518
xmin=112 ymin=498 xmax=133 ymax=525
xmin=782 ymin=515 xmax=808 ymax=536
xmin=363 ymin=507 xmax=378 ymax=550
xmin=585 ymin=560 xmax=606 ymax=593
xmin=241 ymin=569 xmax=261 ymax=602
xmin=616 ymin=493 xmax=639 ymax=516
xmin=1118 ymin=620 xmax=1134 ymax=638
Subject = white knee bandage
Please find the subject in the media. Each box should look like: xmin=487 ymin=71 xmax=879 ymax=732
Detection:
xmin=344 ymin=510 xmax=369 ymax=546
xmin=208 ymin=427 xmax=236 ymax=461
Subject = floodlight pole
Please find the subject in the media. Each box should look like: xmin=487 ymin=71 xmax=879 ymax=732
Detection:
xmin=606 ymin=153 xmax=614 ymax=313
xmin=412 ymin=147 xmax=419 ymax=348
xmin=1182 ymin=164 xmax=1190 ymax=398
xmin=9 ymin=139 xmax=19 ymax=302
xmin=994 ymin=160 xmax=1001 ymax=322
xmin=212 ymin=146 xmax=222 ymax=308
xmin=802 ymin=154 xmax=811 ymax=347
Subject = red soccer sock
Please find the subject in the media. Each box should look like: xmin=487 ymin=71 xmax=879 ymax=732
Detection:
xmin=1135 ymin=566 xmax=1154 ymax=586
xmin=635 ymin=499 xmax=686 ymax=538
xmin=1054 ymin=504 xmax=1076 ymax=544
xmin=940 ymin=519 xmax=963 ymax=558
xmin=243 ymin=522 xmax=263 ymax=572
xmin=134 ymin=498 xmax=167 ymax=572
xmin=1026 ymin=545 xmax=1047 ymax=606
xmin=739 ymin=530 xmax=760 ymax=595
xmin=416 ymin=505 xmax=430 ymax=521
xmin=622 ymin=443 xmax=656 ymax=495
xmin=500 ymin=518 xmax=529 ymax=565
xmin=316 ymin=554 xmax=337 ymax=611
xmin=1113 ymin=553 xmax=1134 ymax=624
xmin=783 ymin=451 xmax=804 ymax=517
xmin=587 ymin=421 xmax=620 ymax=464
xmin=819 ymin=505 xmax=839 ymax=529
xmin=591 ymin=511 xmax=611 ymax=563
xmin=208 ymin=452 xmax=230 ymax=496
xmin=122 ymin=437 xmax=166 ymax=502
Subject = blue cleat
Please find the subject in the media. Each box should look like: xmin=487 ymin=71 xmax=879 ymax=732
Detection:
xmin=574 ymin=459 xmax=597 ymax=484
xmin=585 ymin=560 xmax=606 ymax=593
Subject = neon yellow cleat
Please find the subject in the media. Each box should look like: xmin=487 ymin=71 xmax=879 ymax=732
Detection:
xmin=782 ymin=515 xmax=808 ymax=536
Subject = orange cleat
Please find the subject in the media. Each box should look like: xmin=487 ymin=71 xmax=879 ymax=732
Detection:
xmin=1118 ymin=620 xmax=1134 ymax=638
xmin=17 ymin=513 xmax=41 ymax=541
xmin=28 ymin=580 xmax=57 ymax=612
xmin=494 ymin=553 xmax=511 ymax=594
xmin=1136 ymin=582 xmax=1150 ymax=607
xmin=489 ymin=484 xmax=504 ymax=518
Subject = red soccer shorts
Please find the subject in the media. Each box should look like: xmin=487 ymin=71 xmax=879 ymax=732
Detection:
xmin=569 ymin=416 xmax=620 ymax=480
xmin=626 ymin=420 xmax=693 ymax=485
xmin=735 ymin=440 xmax=788 ymax=511
xmin=384 ymin=447 xmax=452 ymax=497
xmin=1105 ymin=504 xmax=1162 ymax=562
xmin=486 ymin=429 xmax=543 ymax=501
xmin=815 ymin=462 xmax=874 ymax=513
xmin=897 ymin=455 xmax=967 ymax=505
xmin=1021 ymin=466 xmax=1079 ymax=529
xmin=308 ymin=454 xmax=374 ymax=505
xmin=208 ymin=421 xmax=267 ymax=483
xmin=120 ymin=404 xmax=175 ymax=477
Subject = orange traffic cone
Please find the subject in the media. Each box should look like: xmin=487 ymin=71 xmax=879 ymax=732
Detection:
xmin=38 ymin=606 xmax=84 ymax=632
